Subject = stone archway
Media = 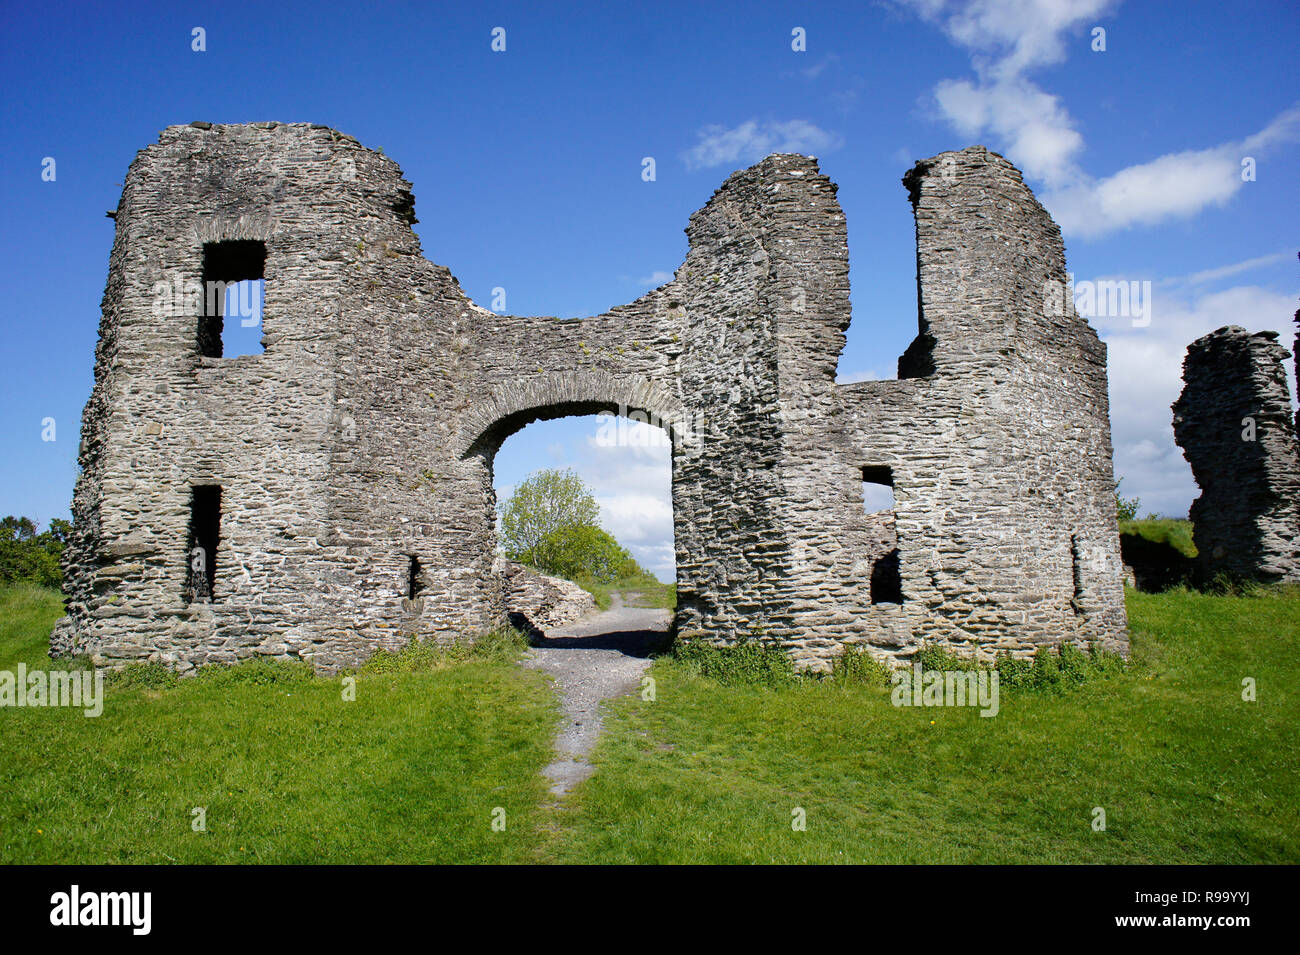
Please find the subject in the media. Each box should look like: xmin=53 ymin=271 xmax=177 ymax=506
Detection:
xmin=456 ymin=370 xmax=687 ymax=462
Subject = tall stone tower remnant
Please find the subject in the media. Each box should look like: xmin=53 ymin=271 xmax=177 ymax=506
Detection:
xmin=1173 ymin=325 xmax=1300 ymax=585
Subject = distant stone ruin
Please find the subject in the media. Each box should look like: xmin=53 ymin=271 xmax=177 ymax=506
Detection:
xmin=1173 ymin=325 xmax=1300 ymax=585
xmin=51 ymin=122 xmax=1128 ymax=673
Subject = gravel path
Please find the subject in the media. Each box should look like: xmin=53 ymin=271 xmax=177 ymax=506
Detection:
xmin=522 ymin=593 xmax=671 ymax=797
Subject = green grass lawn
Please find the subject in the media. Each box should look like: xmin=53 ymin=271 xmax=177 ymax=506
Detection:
xmin=548 ymin=587 xmax=1298 ymax=863
xmin=2 ymin=583 xmax=1295 ymax=864
xmin=1119 ymin=517 xmax=1197 ymax=558
xmin=0 ymin=585 xmax=558 ymax=864
xmin=578 ymin=572 xmax=676 ymax=610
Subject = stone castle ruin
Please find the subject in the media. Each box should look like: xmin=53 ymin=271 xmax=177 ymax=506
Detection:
xmin=51 ymin=122 xmax=1128 ymax=673
xmin=1173 ymin=326 xmax=1300 ymax=585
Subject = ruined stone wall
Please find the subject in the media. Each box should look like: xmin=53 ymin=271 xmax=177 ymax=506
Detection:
xmin=54 ymin=123 xmax=1128 ymax=673
xmin=766 ymin=147 xmax=1126 ymax=663
xmin=500 ymin=561 xmax=597 ymax=634
xmin=1172 ymin=326 xmax=1300 ymax=584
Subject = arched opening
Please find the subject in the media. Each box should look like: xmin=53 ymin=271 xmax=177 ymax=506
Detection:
xmin=470 ymin=403 xmax=679 ymax=799
xmin=480 ymin=405 xmax=677 ymax=653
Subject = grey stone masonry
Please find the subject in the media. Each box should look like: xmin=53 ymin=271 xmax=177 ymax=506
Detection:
xmin=1172 ymin=325 xmax=1300 ymax=584
xmin=500 ymin=560 xmax=597 ymax=634
xmin=52 ymin=123 xmax=1128 ymax=673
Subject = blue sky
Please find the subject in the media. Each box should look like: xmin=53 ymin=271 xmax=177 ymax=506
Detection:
xmin=2 ymin=0 xmax=1297 ymax=582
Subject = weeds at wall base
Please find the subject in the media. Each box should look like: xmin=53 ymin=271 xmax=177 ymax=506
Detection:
xmin=671 ymin=635 xmax=1127 ymax=694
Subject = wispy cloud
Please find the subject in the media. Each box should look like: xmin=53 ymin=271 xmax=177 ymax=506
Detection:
xmin=1158 ymin=250 xmax=1296 ymax=288
xmin=902 ymin=0 xmax=1300 ymax=238
xmin=836 ymin=367 xmax=895 ymax=384
xmin=637 ymin=270 xmax=674 ymax=287
xmin=800 ymin=52 xmax=840 ymax=79
xmin=681 ymin=119 xmax=843 ymax=170
xmin=1043 ymin=107 xmax=1300 ymax=237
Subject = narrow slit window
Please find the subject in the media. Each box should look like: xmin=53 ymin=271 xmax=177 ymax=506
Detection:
xmin=862 ymin=466 xmax=903 ymax=604
xmin=186 ymin=485 xmax=222 ymax=603
xmin=1070 ymin=534 xmax=1085 ymax=613
xmin=871 ymin=549 xmax=902 ymax=605
xmin=199 ymin=240 xmax=266 ymax=358
xmin=407 ymin=555 xmax=423 ymax=600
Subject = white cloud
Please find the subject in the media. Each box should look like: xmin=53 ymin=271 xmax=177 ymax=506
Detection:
xmin=903 ymin=0 xmax=1300 ymax=236
xmin=682 ymin=119 xmax=844 ymax=170
xmin=906 ymin=0 xmax=1112 ymax=187
xmin=933 ymin=75 xmax=1084 ymax=187
xmin=584 ymin=421 xmax=674 ymax=577
xmin=926 ymin=0 xmax=1116 ymax=78
xmin=596 ymin=492 xmax=673 ymax=545
xmin=637 ymin=270 xmax=674 ymax=287
xmin=1043 ymin=108 xmax=1300 ymax=237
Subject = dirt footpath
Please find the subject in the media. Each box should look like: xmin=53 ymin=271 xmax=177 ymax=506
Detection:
xmin=522 ymin=593 xmax=671 ymax=797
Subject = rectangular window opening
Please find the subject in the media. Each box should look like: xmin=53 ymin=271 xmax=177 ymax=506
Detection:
xmin=862 ymin=466 xmax=903 ymax=604
xmin=861 ymin=465 xmax=895 ymax=513
xmin=186 ymin=485 xmax=222 ymax=603
xmin=199 ymin=240 xmax=266 ymax=358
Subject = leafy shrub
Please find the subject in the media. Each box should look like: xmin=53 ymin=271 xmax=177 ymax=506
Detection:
xmin=1088 ymin=642 xmax=1127 ymax=675
xmin=672 ymin=638 xmax=798 ymax=687
xmin=361 ymin=627 xmax=528 ymax=674
xmin=1029 ymin=645 xmax=1062 ymax=691
xmin=915 ymin=641 xmax=980 ymax=672
xmin=966 ymin=642 xmax=1129 ymax=694
xmin=1057 ymin=642 xmax=1090 ymax=685
xmin=106 ymin=662 xmax=181 ymax=690
xmin=831 ymin=645 xmax=893 ymax=686
xmin=193 ymin=657 xmax=316 ymax=687
xmin=0 ymin=516 xmax=69 ymax=588
xmin=1205 ymin=572 xmax=1263 ymax=598
xmin=361 ymin=641 xmax=449 ymax=674
xmin=994 ymin=653 xmax=1033 ymax=688
xmin=471 ymin=626 xmax=531 ymax=659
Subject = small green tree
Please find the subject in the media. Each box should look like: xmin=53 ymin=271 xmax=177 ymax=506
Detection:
xmin=1114 ymin=478 xmax=1140 ymax=523
xmin=499 ymin=469 xmax=602 ymax=574
xmin=538 ymin=524 xmax=635 ymax=583
xmin=0 ymin=516 xmax=69 ymax=588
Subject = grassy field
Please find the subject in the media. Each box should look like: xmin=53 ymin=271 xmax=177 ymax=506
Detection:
xmin=1119 ymin=516 xmax=1197 ymax=558
xmin=1 ymin=583 xmax=1295 ymax=864
xmin=577 ymin=571 xmax=676 ymax=610
xmin=0 ymin=585 xmax=557 ymax=864
xmin=551 ymin=586 xmax=1298 ymax=863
